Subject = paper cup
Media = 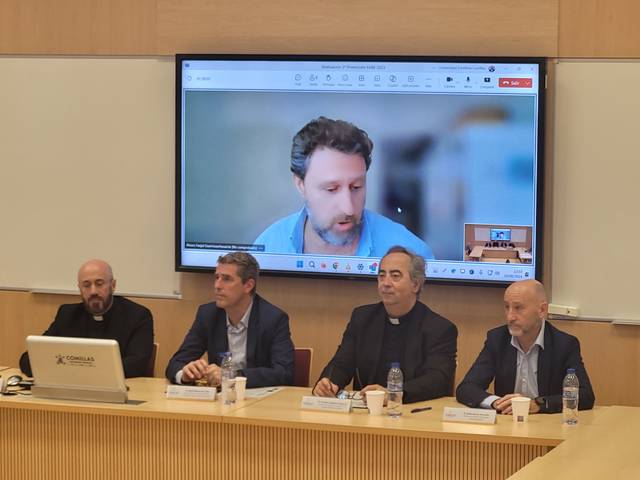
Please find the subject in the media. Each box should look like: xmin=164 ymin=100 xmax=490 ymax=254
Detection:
xmin=366 ymin=390 xmax=385 ymax=415
xmin=235 ymin=376 xmax=247 ymax=401
xmin=511 ymin=396 xmax=531 ymax=422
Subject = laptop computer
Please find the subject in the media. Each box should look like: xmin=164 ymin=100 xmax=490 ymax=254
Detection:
xmin=27 ymin=335 xmax=128 ymax=403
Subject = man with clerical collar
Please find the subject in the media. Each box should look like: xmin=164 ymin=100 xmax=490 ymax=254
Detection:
xmin=456 ymin=279 xmax=595 ymax=414
xmin=166 ymin=252 xmax=294 ymax=388
xmin=19 ymin=259 xmax=154 ymax=378
xmin=313 ymin=246 xmax=458 ymax=403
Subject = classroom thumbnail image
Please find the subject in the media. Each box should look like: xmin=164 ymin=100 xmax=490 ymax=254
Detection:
xmin=463 ymin=224 xmax=532 ymax=264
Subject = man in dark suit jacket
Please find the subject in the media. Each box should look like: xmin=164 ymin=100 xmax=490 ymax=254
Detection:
xmin=166 ymin=252 xmax=293 ymax=388
xmin=313 ymin=246 xmax=458 ymax=403
xmin=19 ymin=259 xmax=154 ymax=378
xmin=456 ymin=279 xmax=595 ymax=414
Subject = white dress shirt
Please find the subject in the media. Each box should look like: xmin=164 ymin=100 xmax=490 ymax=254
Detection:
xmin=225 ymin=300 xmax=252 ymax=373
xmin=175 ymin=300 xmax=253 ymax=384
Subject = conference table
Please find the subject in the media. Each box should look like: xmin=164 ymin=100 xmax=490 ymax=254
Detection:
xmin=509 ymin=405 xmax=640 ymax=478
xmin=0 ymin=371 xmax=637 ymax=479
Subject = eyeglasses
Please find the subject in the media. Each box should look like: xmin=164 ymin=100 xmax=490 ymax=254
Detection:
xmin=7 ymin=375 xmax=23 ymax=387
xmin=1 ymin=375 xmax=33 ymax=396
xmin=336 ymin=390 xmax=363 ymax=401
xmin=328 ymin=367 xmax=365 ymax=403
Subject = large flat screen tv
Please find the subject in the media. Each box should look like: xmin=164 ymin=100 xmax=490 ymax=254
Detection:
xmin=176 ymin=54 xmax=545 ymax=284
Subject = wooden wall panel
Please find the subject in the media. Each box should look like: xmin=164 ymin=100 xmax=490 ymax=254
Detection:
xmin=2 ymin=272 xmax=639 ymax=407
xmin=4 ymin=1 xmax=640 ymax=58
xmin=559 ymin=0 xmax=640 ymax=57
xmin=0 ymin=0 xmax=157 ymax=54
xmin=157 ymin=0 xmax=558 ymax=56
xmin=0 ymin=0 xmax=559 ymax=56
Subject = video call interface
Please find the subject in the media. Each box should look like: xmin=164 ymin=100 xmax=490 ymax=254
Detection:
xmin=177 ymin=55 xmax=544 ymax=284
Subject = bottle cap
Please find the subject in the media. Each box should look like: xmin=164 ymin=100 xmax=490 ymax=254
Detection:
xmin=390 ymin=362 xmax=400 ymax=369
xmin=567 ymin=368 xmax=575 ymax=374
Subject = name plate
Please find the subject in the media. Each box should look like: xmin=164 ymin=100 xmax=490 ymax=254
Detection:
xmin=300 ymin=395 xmax=352 ymax=413
xmin=442 ymin=407 xmax=496 ymax=424
xmin=166 ymin=385 xmax=216 ymax=401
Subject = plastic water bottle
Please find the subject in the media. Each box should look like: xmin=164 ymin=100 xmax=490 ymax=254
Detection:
xmin=221 ymin=352 xmax=236 ymax=405
xmin=562 ymin=368 xmax=579 ymax=425
xmin=387 ymin=362 xmax=403 ymax=418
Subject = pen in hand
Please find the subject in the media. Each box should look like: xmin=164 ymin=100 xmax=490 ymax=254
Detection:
xmin=410 ymin=406 xmax=432 ymax=414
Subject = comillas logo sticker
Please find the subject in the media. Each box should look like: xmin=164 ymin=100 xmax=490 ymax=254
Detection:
xmin=54 ymin=354 xmax=96 ymax=367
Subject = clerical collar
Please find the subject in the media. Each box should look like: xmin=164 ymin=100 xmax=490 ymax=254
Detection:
xmin=87 ymin=297 xmax=114 ymax=322
xmin=386 ymin=301 xmax=419 ymax=326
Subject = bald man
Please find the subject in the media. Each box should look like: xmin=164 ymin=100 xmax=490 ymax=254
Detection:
xmin=456 ymin=279 xmax=595 ymax=414
xmin=19 ymin=259 xmax=154 ymax=378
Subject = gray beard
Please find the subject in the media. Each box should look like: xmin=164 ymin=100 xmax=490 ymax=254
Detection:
xmin=306 ymin=208 xmax=362 ymax=247
xmin=84 ymin=294 xmax=114 ymax=316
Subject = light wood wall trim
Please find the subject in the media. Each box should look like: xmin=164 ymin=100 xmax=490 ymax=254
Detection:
xmin=6 ymin=2 xmax=640 ymax=58
xmin=559 ymin=0 xmax=640 ymax=58
xmin=156 ymin=0 xmax=558 ymax=57
xmin=0 ymin=0 xmax=157 ymax=55
xmin=0 ymin=0 xmax=558 ymax=56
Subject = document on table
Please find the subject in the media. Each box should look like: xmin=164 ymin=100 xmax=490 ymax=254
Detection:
xmin=244 ymin=386 xmax=283 ymax=398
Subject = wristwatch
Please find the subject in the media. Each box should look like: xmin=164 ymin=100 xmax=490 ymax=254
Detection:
xmin=534 ymin=396 xmax=547 ymax=413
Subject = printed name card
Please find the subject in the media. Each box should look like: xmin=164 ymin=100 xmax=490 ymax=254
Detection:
xmin=166 ymin=385 xmax=217 ymax=401
xmin=442 ymin=406 xmax=496 ymax=424
xmin=300 ymin=396 xmax=352 ymax=413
